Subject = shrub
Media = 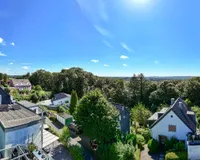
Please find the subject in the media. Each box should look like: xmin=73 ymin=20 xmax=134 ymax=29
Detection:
xmin=59 ymin=127 xmax=70 ymax=147
xmin=136 ymin=134 xmax=145 ymax=149
xmin=165 ymin=152 xmax=187 ymax=160
xmin=137 ymin=128 xmax=151 ymax=142
xmin=134 ymin=149 xmax=140 ymax=160
xmin=164 ymin=137 xmax=178 ymax=151
xmin=68 ymin=144 xmax=84 ymax=160
xmin=173 ymin=142 xmax=185 ymax=152
xmin=148 ymin=139 xmax=159 ymax=153
xmin=125 ymin=134 xmax=136 ymax=146
xmin=57 ymin=106 xmax=66 ymax=113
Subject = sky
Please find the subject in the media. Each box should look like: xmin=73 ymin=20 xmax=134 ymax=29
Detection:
xmin=1 ymin=0 xmax=200 ymax=76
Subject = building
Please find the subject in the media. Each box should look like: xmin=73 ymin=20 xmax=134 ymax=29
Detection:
xmin=0 ymin=104 xmax=41 ymax=157
xmin=112 ymin=103 xmax=130 ymax=135
xmin=56 ymin=113 xmax=73 ymax=126
xmin=17 ymin=100 xmax=44 ymax=115
xmin=148 ymin=98 xmax=196 ymax=144
xmin=51 ymin=93 xmax=71 ymax=107
xmin=9 ymin=79 xmax=32 ymax=90
xmin=0 ymin=87 xmax=12 ymax=105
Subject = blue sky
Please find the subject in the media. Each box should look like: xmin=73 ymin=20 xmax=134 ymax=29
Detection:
xmin=1 ymin=0 xmax=200 ymax=76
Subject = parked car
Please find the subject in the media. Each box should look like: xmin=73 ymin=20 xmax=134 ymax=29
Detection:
xmin=68 ymin=123 xmax=83 ymax=134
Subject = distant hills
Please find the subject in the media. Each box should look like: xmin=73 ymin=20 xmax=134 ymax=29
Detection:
xmin=105 ymin=76 xmax=193 ymax=81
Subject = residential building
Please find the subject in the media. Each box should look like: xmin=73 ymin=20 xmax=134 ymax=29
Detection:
xmin=112 ymin=103 xmax=130 ymax=135
xmin=148 ymin=98 xmax=196 ymax=144
xmin=17 ymin=100 xmax=44 ymax=115
xmin=0 ymin=87 xmax=12 ymax=104
xmin=51 ymin=93 xmax=71 ymax=107
xmin=56 ymin=113 xmax=73 ymax=126
xmin=9 ymin=79 xmax=32 ymax=90
xmin=0 ymin=104 xmax=41 ymax=157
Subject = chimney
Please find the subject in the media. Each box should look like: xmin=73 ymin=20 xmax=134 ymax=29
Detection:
xmin=0 ymin=94 xmax=2 ymax=105
xmin=171 ymin=98 xmax=175 ymax=105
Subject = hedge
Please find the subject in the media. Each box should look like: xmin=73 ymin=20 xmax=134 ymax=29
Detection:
xmin=147 ymin=138 xmax=159 ymax=153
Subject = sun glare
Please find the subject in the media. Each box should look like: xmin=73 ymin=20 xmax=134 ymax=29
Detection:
xmin=130 ymin=0 xmax=150 ymax=5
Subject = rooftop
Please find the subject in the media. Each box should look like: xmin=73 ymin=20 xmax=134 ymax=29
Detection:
xmin=0 ymin=104 xmax=41 ymax=129
xmin=17 ymin=100 xmax=38 ymax=108
xmin=57 ymin=112 xmax=73 ymax=119
xmin=11 ymin=79 xmax=31 ymax=87
xmin=52 ymin=92 xmax=71 ymax=101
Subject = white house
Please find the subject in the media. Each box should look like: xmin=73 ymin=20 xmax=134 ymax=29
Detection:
xmin=51 ymin=93 xmax=71 ymax=107
xmin=148 ymin=98 xmax=196 ymax=144
xmin=0 ymin=104 xmax=41 ymax=158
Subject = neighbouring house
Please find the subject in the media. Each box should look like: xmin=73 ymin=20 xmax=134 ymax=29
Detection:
xmin=112 ymin=103 xmax=130 ymax=136
xmin=9 ymin=79 xmax=32 ymax=91
xmin=51 ymin=93 xmax=71 ymax=107
xmin=56 ymin=113 xmax=73 ymax=126
xmin=17 ymin=100 xmax=45 ymax=115
xmin=0 ymin=104 xmax=41 ymax=157
xmin=148 ymin=98 xmax=196 ymax=144
xmin=0 ymin=87 xmax=12 ymax=104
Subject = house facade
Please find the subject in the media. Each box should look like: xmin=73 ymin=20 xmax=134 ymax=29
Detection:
xmin=56 ymin=113 xmax=73 ymax=126
xmin=51 ymin=93 xmax=71 ymax=107
xmin=148 ymin=98 xmax=196 ymax=144
xmin=0 ymin=104 xmax=41 ymax=157
xmin=9 ymin=79 xmax=32 ymax=90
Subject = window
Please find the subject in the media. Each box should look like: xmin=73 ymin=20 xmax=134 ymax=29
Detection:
xmin=168 ymin=125 xmax=176 ymax=132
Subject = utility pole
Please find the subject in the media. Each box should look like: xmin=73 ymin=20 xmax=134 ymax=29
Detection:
xmin=41 ymin=109 xmax=44 ymax=149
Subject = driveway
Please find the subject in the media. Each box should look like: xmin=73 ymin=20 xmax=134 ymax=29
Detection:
xmin=140 ymin=145 xmax=160 ymax=160
xmin=48 ymin=141 xmax=72 ymax=160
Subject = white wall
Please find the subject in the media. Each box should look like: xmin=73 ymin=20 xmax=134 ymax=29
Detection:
xmin=188 ymin=144 xmax=200 ymax=160
xmin=57 ymin=115 xmax=65 ymax=125
xmin=151 ymin=110 xmax=191 ymax=141
xmin=52 ymin=97 xmax=70 ymax=106
xmin=4 ymin=123 xmax=40 ymax=149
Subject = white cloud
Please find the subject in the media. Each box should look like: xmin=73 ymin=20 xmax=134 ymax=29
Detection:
xmin=91 ymin=59 xmax=99 ymax=63
xmin=94 ymin=25 xmax=111 ymax=38
xmin=0 ymin=38 xmax=6 ymax=46
xmin=76 ymin=0 xmax=108 ymax=22
xmin=121 ymin=42 xmax=132 ymax=52
xmin=21 ymin=63 xmax=32 ymax=65
xmin=0 ymin=38 xmax=3 ymax=43
xmin=9 ymin=62 xmax=13 ymax=65
xmin=11 ymin=42 xmax=15 ymax=46
xmin=123 ymin=64 xmax=127 ymax=67
xmin=104 ymin=64 xmax=109 ymax=67
xmin=120 ymin=55 xmax=129 ymax=59
xmin=22 ymin=66 xmax=29 ymax=70
xmin=103 ymin=40 xmax=112 ymax=48
xmin=0 ymin=52 xmax=6 ymax=56
xmin=154 ymin=60 xmax=159 ymax=64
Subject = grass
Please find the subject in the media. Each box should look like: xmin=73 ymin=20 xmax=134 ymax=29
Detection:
xmin=134 ymin=148 xmax=141 ymax=160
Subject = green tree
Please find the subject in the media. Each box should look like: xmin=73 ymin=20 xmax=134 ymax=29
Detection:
xmin=34 ymin=85 xmax=43 ymax=91
xmin=69 ymin=90 xmax=78 ymax=114
xmin=0 ymin=73 xmax=3 ymax=81
xmin=30 ymin=93 xmax=39 ymax=103
xmin=131 ymin=103 xmax=152 ymax=127
xmin=59 ymin=126 xmax=70 ymax=147
xmin=3 ymin=73 xmax=8 ymax=83
xmin=4 ymin=87 xmax=11 ymax=94
xmin=76 ymin=89 xmax=119 ymax=143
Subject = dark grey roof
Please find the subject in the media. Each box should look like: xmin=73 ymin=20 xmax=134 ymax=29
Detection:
xmin=11 ymin=79 xmax=31 ymax=87
xmin=0 ymin=87 xmax=12 ymax=104
xmin=148 ymin=108 xmax=168 ymax=121
xmin=57 ymin=113 xmax=72 ymax=119
xmin=0 ymin=104 xmax=41 ymax=129
xmin=150 ymin=98 xmax=196 ymax=133
xmin=17 ymin=100 xmax=38 ymax=109
xmin=52 ymin=93 xmax=71 ymax=101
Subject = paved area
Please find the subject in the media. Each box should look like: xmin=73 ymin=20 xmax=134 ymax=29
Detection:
xmin=49 ymin=141 xmax=72 ymax=160
xmin=140 ymin=145 xmax=159 ymax=160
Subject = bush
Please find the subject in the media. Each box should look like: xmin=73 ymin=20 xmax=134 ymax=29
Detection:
xmin=137 ymin=128 xmax=151 ymax=142
xmin=125 ymin=134 xmax=137 ymax=146
xmin=68 ymin=144 xmax=84 ymax=160
xmin=136 ymin=134 xmax=145 ymax=149
xmin=59 ymin=127 xmax=70 ymax=147
xmin=134 ymin=149 xmax=140 ymax=160
xmin=57 ymin=106 xmax=66 ymax=113
xmin=164 ymin=137 xmax=178 ymax=151
xmin=148 ymin=139 xmax=159 ymax=153
xmin=173 ymin=142 xmax=185 ymax=152
xmin=165 ymin=152 xmax=187 ymax=160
